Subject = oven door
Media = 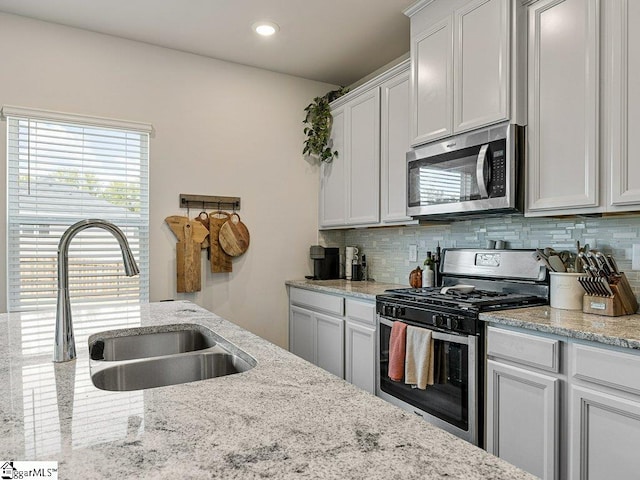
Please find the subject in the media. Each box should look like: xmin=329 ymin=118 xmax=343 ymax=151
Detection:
xmin=377 ymin=315 xmax=478 ymax=445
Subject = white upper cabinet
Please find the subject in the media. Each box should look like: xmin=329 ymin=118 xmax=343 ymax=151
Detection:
xmin=454 ymin=0 xmax=510 ymax=132
xmin=526 ymin=0 xmax=600 ymax=214
xmin=319 ymin=61 xmax=416 ymax=229
xmin=406 ymin=0 xmax=513 ymax=147
xmin=380 ymin=67 xmax=415 ymax=224
xmin=412 ymin=17 xmax=453 ymax=145
xmin=604 ymin=0 xmax=640 ymax=209
xmin=526 ymin=0 xmax=640 ymax=216
xmin=347 ymin=89 xmax=380 ymax=225
xmin=320 ymin=89 xmax=380 ymax=228
xmin=319 ymin=107 xmax=347 ymax=227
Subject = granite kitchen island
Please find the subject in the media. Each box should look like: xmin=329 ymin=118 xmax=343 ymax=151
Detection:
xmin=0 ymin=301 xmax=534 ymax=479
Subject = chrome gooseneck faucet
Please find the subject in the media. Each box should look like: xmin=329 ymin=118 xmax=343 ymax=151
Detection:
xmin=54 ymin=219 xmax=139 ymax=363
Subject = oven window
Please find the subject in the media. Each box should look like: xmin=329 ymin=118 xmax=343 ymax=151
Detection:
xmin=379 ymin=322 xmax=469 ymax=431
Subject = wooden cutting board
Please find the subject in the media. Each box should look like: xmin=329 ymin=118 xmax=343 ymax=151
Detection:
xmin=194 ymin=212 xmax=210 ymax=250
xmin=209 ymin=212 xmax=233 ymax=273
xmin=219 ymin=213 xmax=250 ymax=257
xmin=165 ymin=215 xmax=209 ymax=292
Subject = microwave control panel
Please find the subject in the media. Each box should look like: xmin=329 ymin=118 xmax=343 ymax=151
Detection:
xmin=489 ymin=149 xmax=506 ymax=197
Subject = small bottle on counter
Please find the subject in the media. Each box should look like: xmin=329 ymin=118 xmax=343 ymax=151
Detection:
xmin=423 ymin=251 xmax=435 ymax=288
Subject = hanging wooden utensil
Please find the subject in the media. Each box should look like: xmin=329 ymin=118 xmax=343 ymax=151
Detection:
xmin=209 ymin=211 xmax=233 ymax=273
xmin=219 ymin=213 xmax=250 ymax=257
xmin=165 ymin=215 xmax=209 ymax=293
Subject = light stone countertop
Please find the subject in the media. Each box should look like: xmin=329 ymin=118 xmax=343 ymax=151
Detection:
xmin=288 ymin=281 xmax=640 ymax=351
xmin=285 ymin=279 xmax=406 ymax=300
xmin=480 ymin=306 xmax=640 ymax=350
xmin=0 ymin=301 xmax=535 ymax=479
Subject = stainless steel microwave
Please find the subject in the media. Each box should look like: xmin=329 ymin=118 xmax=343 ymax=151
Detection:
xmin=407 ymin=122 xmax=525 ymax=219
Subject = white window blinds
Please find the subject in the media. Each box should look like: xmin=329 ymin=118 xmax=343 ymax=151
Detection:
xmin=3 ymin=106 xmax=151 ymax=312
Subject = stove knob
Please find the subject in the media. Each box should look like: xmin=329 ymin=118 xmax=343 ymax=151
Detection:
xmin=435 ymin=315 xmax=445 ymax=327
xmin=451 ymin=317 xmax=461 ymax=330
xmin=398 ymin=307 xmax=405 ymax=317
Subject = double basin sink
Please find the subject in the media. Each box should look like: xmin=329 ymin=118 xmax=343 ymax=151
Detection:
xmin=88 ymin=323 xmax=256 ymax=391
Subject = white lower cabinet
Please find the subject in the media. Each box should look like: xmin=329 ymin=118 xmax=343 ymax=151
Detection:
xmin=569 ymin=386 xmax=640 ymax=480
xmin=289 ymin=305 xmax=344 ymax=379
xmin=486 ymin=326 xmax=561 ymax=480
xmin=569 ymin=342 xmax=640 ymax=480
xmin=486 ymin=360 xmax=559 ymax=479
xmin=289 ymin=288 xmax=345 ymax=378
xmin=315 ymin=312 xmax=344 ymax=378
xmin=487 ymin=324 xmax=640 ymax=480
xmin=345 ymin=299 xmax=376 ymax=394
xmin=289 ymin=287 xmax=376 ymax=392
xmin=289 ymin=306 xmax=316 ymax=364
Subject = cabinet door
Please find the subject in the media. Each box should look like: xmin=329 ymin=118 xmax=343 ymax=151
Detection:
xmin=346 ymin=90 xmax=380 ymax=225
xmin=315 ymin=312 xmax=344 ymax=379
xmin=289 ymin=306 xmax=315 ymax=364
xmin=486 ymin=360 xmax=559 ymax=480
xmin=345 ymin=321 xmax=376 ymax=394
xmin=319 ymin=106 xmax=347 ymax=227
xmin=527 ymin=0 xmax=600 ymax=214
xmin=569 ymin=385 xmax=640 ymax=480
xmin=411 ymin=16 xmax=453 ymax=146
xmin=453 ymin=0 xmax=509 ymax=133
xmin=380 ymin=68 xmax=415 ymax=224
xmin=605 ymin=0 xmax=640 ymax=208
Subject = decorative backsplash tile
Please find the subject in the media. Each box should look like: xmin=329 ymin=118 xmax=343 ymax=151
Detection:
xmin=319 ymin=214 xmax=640 ymax=299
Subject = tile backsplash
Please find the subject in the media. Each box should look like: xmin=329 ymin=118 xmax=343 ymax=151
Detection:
xmin=319 ymin=214 xmax=640 ymax=298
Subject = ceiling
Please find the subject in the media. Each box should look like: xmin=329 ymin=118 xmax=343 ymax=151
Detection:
xmin=0 ymin=0 xmax=415 ymax=86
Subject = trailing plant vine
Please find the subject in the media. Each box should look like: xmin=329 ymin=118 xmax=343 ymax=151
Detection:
xmin=302 ymin=87 xmax=348 ymax=162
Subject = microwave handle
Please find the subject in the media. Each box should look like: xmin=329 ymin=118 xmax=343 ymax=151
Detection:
xmin=476 ymin=144 xmax=490 ymax=199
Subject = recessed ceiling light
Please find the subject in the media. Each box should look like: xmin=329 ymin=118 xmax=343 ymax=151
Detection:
xmin=252 ymin=21 xmax=279 ymax=37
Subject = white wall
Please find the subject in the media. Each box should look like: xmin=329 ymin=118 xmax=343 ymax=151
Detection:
xmin=0 ymin=13 xmax=333 ymax=347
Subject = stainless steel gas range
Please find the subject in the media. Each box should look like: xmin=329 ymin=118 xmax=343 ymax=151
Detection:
xmin=376 ymin=249 xmax=549 ymax=447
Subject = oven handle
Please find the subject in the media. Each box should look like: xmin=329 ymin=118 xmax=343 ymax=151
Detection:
xmin=476 ymin=143 xmax=490 ymax=199
xmin=378 ymin=316 xmax=471 ymax=346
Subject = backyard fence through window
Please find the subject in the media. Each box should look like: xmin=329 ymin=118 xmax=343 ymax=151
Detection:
xmin=2 ymin=106 xmax=151 ymax=312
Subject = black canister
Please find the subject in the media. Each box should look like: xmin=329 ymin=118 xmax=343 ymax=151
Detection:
xmin=351 ymin=264 xmax=363 ymax=281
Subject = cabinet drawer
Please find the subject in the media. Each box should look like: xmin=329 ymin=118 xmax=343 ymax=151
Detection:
xmin=289 ymin=288 xmax=344 ymax=316
xmin=487 ymin=326 xmax=560 ymax=373
xmin=345 ymin=298 xmax=376 ymax=326
xmin=572 ymin=343 xmax=640 ymax=396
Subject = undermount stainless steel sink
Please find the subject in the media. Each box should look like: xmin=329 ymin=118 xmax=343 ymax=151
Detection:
xmin=91 ymin=349 xmax=255 ymax=391
xmin=89 ymin=325 xmax=218 ymax=361
xmin=88 ymin=324 xmax=256 ymax=391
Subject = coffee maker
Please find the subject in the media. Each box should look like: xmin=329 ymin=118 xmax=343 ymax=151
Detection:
xmin=309 ymin=246 xmax=340 ymax=280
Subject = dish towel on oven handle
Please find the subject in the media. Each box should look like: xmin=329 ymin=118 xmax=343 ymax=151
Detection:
xmin=405 ymin=325 xmax=435 ymax=389
xmin=388 ymin=321 xmax=407 ymax=382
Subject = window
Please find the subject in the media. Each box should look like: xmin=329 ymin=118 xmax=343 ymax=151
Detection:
xmin=3 ymin=106 xmax=151 ymax=312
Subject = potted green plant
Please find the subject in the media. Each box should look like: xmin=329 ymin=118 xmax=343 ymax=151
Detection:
xmin=302 ymin=87 xmax=348 ymax=162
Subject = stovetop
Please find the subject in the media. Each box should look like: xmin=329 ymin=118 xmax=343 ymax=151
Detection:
xmin=376 ymin=249 xmax=550 ymax=335
xmin=379 ymin=287 xmax=548 ymax=311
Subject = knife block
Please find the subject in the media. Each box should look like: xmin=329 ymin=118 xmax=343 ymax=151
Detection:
xmin=582 ymin=273 xmax=639 ymax=316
